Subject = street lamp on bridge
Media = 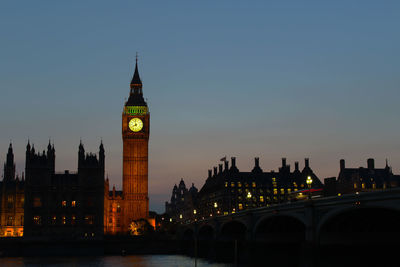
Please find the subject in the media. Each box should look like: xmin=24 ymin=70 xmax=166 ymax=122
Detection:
xmin=306 ymin=176 xmax=313 ymax=200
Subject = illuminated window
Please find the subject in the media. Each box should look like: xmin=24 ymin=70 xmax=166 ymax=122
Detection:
xmin=51 ymin=216 xmax=57 ymax=225
xmin=238 ymin=203 xmax=243 ymax=210
xmin=231 ymin=182 xmax=235 ymax=187
xmin=372 ymin=183 xmax=376 ymax=189
xmin=71 ymin=201 xmax=76 ymax=207
xmin=362 ymin=183 xmax=365 ymax=189
xmin=33 ymin=216 xmax=41 ymax=225
xmin=238 ymin=189 xmax=242 ymax=194
xmin=238 ymin=182 xmax=242 ymax=187
xmin=33 ymin=197 xmax=42 ymax=207
xmin=62 ymin=216 xmax=66 ymax=225
xmin=354 ymin=183 xmax=357 ymax=189
xmin=280 ymin=188 xmax=285 ymax=194
xmin=383 ymin=182 xmax=387 ymax=189
xmin=273 ymin=189 xmax=277 ymax=195
xmin=62 ymin=200 xmax=67 ymax=207
xmin=117 ymin=204 xmax=121 ymax=213
xmin=84 ymin=215 xmax=94 ymax=225
xmin=259 ymin=196 xmax=264 ymax=202
xmin=252 ymin=182 xmax=256 ymax=188
xmin=245 ymin=183 xmax=249 ymax=187
xmin=72 ymin=215 xmax=76 ymax=225
xmin=301 ymin=184 xmax=304 ymax=188
xmin=288 ymin=188 xmax=291 ymax=193
xmin=225 ymin=182 xmax=228 ymax=187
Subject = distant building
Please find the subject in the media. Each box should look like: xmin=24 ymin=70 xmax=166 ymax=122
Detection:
xmin=165 ymin=157 xmax=323 ymax=221
xmin=331 ymin=159 xmax=400 ymax=195
xmin=165 ymin=179 xmax=198 ymax=221
xmin=0 ymin=143 xmax=24 ymax=237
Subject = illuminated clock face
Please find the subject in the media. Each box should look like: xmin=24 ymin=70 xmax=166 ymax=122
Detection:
xmin=129 ymin=118 xmax=143 ymax=132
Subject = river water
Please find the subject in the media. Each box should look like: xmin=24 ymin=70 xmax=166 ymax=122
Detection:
xmin=0 ymin=255 xmax=232 ymax=267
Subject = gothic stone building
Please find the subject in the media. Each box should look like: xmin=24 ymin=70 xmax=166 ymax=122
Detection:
xmin=23 ymin=141 xmax=104 ymax=240
xmin=165 ymin=179 xmax=198 ymax=221
xmin=104 ymin=59 xmax=151 ymax=234
xmin=0 ymin=144 xmax=24 ymax=237
xmin=0 ymin=61 xmax=152 ymax=238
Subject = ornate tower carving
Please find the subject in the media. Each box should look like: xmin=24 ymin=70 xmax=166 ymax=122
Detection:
xmin=122 ymin=58 xmax=150 ymax=231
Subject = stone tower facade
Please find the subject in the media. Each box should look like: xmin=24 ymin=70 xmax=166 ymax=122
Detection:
xmin=121 ymin=59 xmax=150 ymax=232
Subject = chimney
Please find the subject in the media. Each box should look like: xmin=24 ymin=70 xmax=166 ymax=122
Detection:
xmin=208 ymin=169 xmax=212 ymax=178
xmin=224 ymin=160 xmax=229 ymax=171
xmin=367 ymin=158 xmax=375 ymax=169
xmin=295 ymin=161 xmax=299 ymax=171
xmin=231 ymin=157 xmax=236 ymax=168
xmin=255 ymin=157 xmax=260 ymax=168
xmin=213 ymin=167 xmax=217 ymax=176
xmin=219 ymin=164 xmax=223 ymax=174
xmin=282 ymin=158 xmax=286 ymax=167
xmin=340 ymin=159 xmax=345 ymax=171
xmin=305 ymin=158 xmax=309 ymax=168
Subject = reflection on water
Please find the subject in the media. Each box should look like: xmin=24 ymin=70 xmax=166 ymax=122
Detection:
xmin=0 ymin=255 xmax=232 ymax=267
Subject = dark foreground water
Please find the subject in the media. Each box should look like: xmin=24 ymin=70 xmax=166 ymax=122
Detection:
xmin=0 ymin=255 xmax=231 ymax=267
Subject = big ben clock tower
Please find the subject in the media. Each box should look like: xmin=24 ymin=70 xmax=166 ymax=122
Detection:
xmin=122 ymin=58 xmax=149 ymax=232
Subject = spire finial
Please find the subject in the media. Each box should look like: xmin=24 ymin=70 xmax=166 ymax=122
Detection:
xmin=136 ymin=52 xmax=138 ymax=64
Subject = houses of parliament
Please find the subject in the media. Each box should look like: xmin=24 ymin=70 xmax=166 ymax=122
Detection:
xmin=0 ymin=60 xmax=150 ymax=238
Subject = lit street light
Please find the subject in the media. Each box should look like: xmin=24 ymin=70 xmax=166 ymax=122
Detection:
xmin=306 ymin=176 xmax=313 ymax=200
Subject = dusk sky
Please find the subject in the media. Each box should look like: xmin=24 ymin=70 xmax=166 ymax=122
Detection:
xmin=1 ymin=1 xmax=399 ymax=212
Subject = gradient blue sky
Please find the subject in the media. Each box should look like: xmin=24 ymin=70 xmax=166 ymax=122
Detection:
xmin=1 ymin=1 xmax=399 ymax=212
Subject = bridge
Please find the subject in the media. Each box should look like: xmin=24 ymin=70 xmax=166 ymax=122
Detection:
xmin=177 ymin=188 xmax=400 ymax=266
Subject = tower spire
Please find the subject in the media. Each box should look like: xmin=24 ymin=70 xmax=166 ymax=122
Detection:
xmin=126 ymin=53 xmax=147 ymax=106
xmin=130 ymin=53 xmax=142 ymax=90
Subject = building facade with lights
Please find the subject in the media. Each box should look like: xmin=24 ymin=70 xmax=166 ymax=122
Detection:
xmin=0 ymin=144 xmax=24 ymax=237
xmin=165 ymin=157 xmax=324 ymax=222
xmin=324 ymin=158 xmax=400 ymax=196
xmin=165 ymin=179 xmax=198 ymax=221
xmin=23 ymin=141 xmax=105 ymax=240
xmin=0 ymin=61 xmax=152 ymax=238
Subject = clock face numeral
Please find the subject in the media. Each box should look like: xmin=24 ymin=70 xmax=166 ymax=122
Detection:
xmin=129 ymin=118 xmax=143 ymax=132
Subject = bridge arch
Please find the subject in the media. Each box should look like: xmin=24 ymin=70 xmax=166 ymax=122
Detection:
xmin=317 ymin=204 xmax=400 ymax=236
xmin=182 ymin=227 xmax=194 ymax=240
xmin=198 ymin=224 xmax=215 ymax=240
xmin=254 ymin=214 xmax=306 ymax=242
xmin=317 ymin=206 xmax=400 ymax=245
xmin=220 ymin=220 xmax=247 ymax=241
